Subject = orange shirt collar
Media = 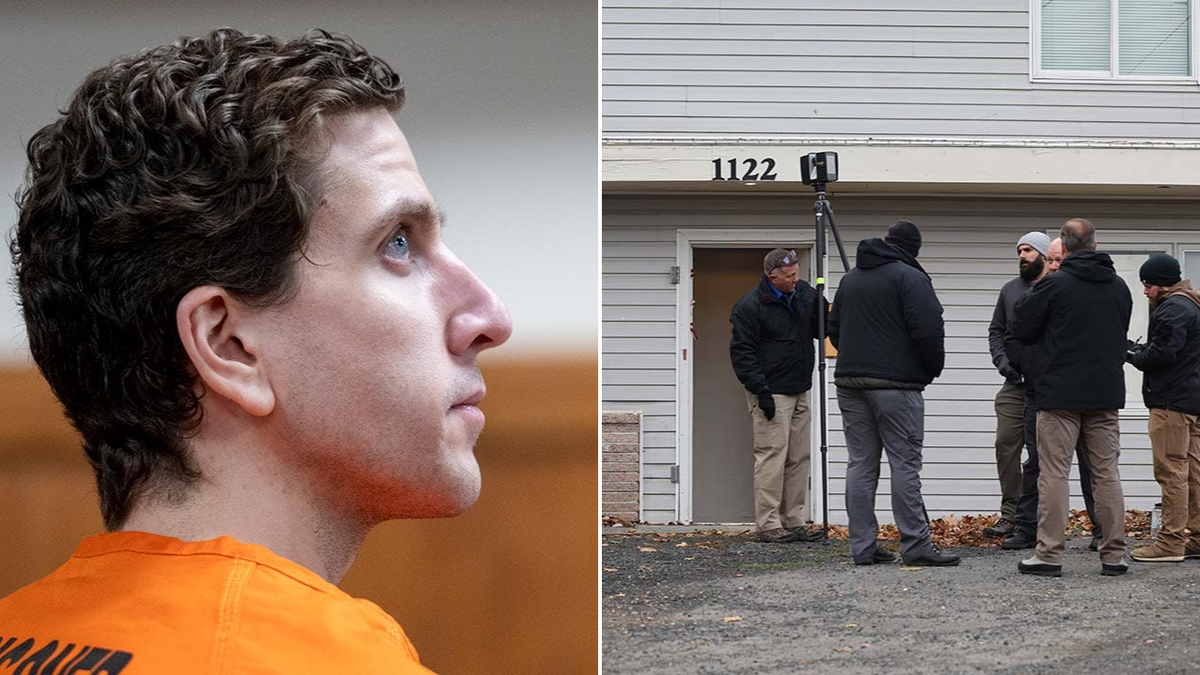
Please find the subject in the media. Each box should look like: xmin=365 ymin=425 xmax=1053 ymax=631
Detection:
xmin=73 ymin=530 xmax=345 ymax=597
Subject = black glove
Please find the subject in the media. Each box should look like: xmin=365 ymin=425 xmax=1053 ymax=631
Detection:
xmin=757 ymin=391 xmax=776 ymax=421
xmin=1125 ymin=340 xmax=1146 ymax=363
xmin=999 ymin=365 xmax=1021 ymax=384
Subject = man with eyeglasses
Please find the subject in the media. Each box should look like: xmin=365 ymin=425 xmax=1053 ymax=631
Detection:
xmin=730 ymin=248 xmax=825 ymax=543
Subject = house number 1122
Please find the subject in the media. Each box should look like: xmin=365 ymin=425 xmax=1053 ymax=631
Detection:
xmin=712 ymin=158 xmax=778 ymax=181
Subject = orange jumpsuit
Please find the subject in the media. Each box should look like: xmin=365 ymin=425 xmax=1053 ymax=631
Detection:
xmin=0 ymin=531 xmax=434 ymax=674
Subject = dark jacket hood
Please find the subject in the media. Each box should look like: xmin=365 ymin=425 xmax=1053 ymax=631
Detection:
xmin=1060 ymin=250 xmax=1116 ymax=283
xmin=856 ymin=237 xmax=929 ymax=278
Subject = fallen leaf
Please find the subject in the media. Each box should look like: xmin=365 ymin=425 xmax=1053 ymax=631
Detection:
xmin=1146 ymin=638 xmax=1157 ymax=644
xmin=611 ymin=592 xmax=625 ymax=597
xmin=676 ymin=542 xmax=689 ymax=548
xmin=603 ymin=567 xmax=618 ymax=572
xmin=835 ymin=646 xmax=852 ymax=653
xmin=723 ymin=616 xmax=743 ymax=623
xmin=899 ymin=566 xmax=924 ymax=571
xmin=842 ymin=623 xmax=858 ymax=629
xmin=683 ymin=556 xmax=695 ymax=561
xmin=638 ymin=547 xmax=657 ymax=553
xmin=861 ymin=643 xmax=873 ymax=649
xmin=734 ymin=573 xmax=744 ymax=578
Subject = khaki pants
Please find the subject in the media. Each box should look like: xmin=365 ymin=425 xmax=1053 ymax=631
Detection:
xmin=746 ymin=390 xmax=811 ymax=532
xmin=1147 ymin=408 xmax=1200 ymax=553
xmin=1035 ymin=409 xmax=1126 ymax=564
xmin=993 ymin=382 xmax=1026 ymax=520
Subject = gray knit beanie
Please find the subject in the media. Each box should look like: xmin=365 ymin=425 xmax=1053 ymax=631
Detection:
xmin=1017 ymin=232 xmax=1051 ymax=257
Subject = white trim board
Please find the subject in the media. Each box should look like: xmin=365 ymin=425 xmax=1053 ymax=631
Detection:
xmin=604 ymin=144 xmax=1200 ymax=189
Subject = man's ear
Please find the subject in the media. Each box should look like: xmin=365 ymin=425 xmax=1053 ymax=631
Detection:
xmin=176 ymin=286 xmax=275 ymax=417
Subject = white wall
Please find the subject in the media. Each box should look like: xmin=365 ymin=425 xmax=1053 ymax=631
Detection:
xmin=0 ymin=0 xmax=598 ymax=362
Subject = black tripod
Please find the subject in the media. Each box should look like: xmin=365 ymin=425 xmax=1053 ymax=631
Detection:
xmin=810 ymin=183 xmax=851 ymax=538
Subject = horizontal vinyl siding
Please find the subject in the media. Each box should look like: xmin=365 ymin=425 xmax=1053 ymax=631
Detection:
xmin=602 ymin=1 xmax=1200 ymax=140
xmin=603 ymin=223 xmax=679 ymax=523
xmin=602 ymin=193 xmax=1200 ymax=523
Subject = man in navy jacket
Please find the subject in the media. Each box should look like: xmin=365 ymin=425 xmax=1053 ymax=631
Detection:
xmin=730 ymin=248 xmax=824 ymax=543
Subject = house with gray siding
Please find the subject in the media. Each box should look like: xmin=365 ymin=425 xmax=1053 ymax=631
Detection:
xmin=601 ymin=0 xmax=1200 ymax=525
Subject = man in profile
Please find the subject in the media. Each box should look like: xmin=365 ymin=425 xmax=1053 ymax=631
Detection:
xmin=0 ymin=29 xmax=511 ymax=672
xmin=730 ymin=248 xmax=824 ymax=544
xmin=1012 ymin=219 xmax=1130 ymax=577
xmin=829 ymin=220 xmax=959 ymax=567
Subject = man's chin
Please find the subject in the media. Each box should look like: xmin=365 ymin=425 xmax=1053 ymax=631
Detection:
xmin=382 ymin=463 xmax=482 ymax=520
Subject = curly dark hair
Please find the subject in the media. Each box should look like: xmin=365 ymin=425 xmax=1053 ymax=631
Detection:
xmin=10 ymin=28 xmax=405 ymax=530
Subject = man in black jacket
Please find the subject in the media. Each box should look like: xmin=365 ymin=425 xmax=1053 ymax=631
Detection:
xmin=1012 ymin=218 xmax=1132 ymax=577
xmin=985 ymin=231 xmax=1052 ymax=538
xmin=730 ymin=248 xmax=824 ymax=543
xmin=829 ymin=220 xmax=959 ymax=567
xmin=1127 ymin=253 xmax=1200 ymax=563
xmin=1001 ymin=237 xmax=1103 ymax=552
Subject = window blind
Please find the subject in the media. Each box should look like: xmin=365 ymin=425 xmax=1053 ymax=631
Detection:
xmin=1041 ymin=0 xmax=1112 ymax=72
xmin=1119 ymin=0 xmax=1190 ymax=76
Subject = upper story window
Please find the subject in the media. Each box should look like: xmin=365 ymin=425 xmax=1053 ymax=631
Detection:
xmin=1033 ymin=0 xmax=1195 ymax=81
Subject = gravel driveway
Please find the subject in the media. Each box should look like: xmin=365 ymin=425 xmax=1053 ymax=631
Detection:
xmin=602 ymin=528 xmax=1199 ymax=674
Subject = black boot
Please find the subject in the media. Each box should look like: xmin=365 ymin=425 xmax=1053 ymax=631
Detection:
xmin=903 ymin=545 xmax=961 ymax=567
xmin=1001 ymin=529 xmax=1037 ymax=550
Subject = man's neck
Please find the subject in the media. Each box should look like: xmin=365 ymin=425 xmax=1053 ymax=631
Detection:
xmin=119 ymin=433 xmax=370 ymax=585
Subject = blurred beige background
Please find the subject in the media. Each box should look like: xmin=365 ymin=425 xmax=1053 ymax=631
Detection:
xmin=0 ymin=2 xmax=598 ymax=673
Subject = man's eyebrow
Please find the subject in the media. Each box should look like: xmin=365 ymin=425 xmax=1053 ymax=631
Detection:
xmin=367 ymin=198 xmax=446 ymax=242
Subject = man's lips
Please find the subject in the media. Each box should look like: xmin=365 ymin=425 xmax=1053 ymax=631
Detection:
xmin=450 ymin=389 xmax=487 ymax=428
xmin=454 ymin=388 xmax=486 ymax=407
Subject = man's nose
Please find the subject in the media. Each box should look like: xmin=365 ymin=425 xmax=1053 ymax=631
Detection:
xmin=443 ymin=253 xmax=513 ymax=356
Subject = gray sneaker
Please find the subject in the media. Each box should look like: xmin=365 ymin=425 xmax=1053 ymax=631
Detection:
xmin=1101 ymin=559 xmax=1130 ymax=576
xmin=1018 ymin=554 xmax=1062 ymax=577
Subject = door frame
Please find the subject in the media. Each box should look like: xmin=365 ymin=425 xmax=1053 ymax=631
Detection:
xmin=675 ymin=227 xmax=817 ymax=523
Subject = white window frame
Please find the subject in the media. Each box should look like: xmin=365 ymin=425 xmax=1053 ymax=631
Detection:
xmin=1030 ymin=0 xmax=1200 ymax=84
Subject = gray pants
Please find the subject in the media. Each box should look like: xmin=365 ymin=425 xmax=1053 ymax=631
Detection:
xmin=839 ymin=388 xmax=934 ymax=562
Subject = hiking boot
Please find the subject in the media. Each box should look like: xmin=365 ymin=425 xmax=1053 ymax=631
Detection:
xmin=1185 ymin=542 xmax=1200 ymax=560
xmin=1101 ymin=560 xmax=1130 ymax=576
xmin=757 ymin=528 xmax=801 ymax=543
xmin=1001 ymin=529 xmax=1036 ymax=550
xmin=786 ymin=526 xmax=826 ymax=543
xmin=854 ymin=548 xmax=898 ymax=565
xmin=903 ymin=546 xmax=961 ymax=567
xmin=983 ymin=518 xmax=1015 ymax=538
xmin=1131 ymin=541 xmax=1184 ymax=563
xmin=1018 ymin=555 xmax=1062 ymax=577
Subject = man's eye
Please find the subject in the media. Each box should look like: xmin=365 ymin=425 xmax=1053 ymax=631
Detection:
xmin=385 ymin=233 xmax=410 ymax=261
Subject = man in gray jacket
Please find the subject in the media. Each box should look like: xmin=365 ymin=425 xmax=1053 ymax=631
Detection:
xmin=985 ymin=232 xmax=1051 ymax=537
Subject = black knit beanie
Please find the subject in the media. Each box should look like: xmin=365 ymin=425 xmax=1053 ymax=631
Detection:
xmin=1140 ymin=253 xmax=1181 ymax=287
xmin=885 ymin=220 xmax=922 ymax=258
